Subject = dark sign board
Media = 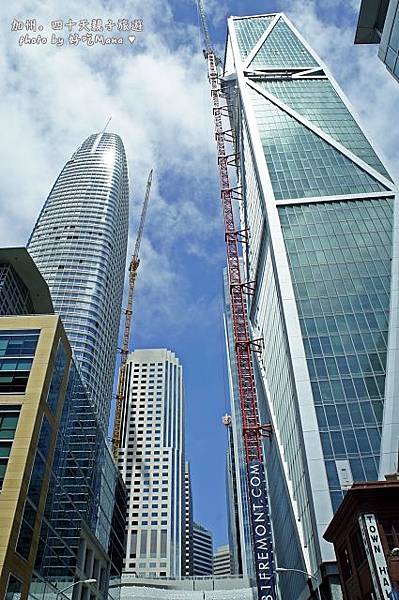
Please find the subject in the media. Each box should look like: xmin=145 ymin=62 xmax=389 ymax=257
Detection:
xmin=248 ymin=460 xmax=276 ymax=600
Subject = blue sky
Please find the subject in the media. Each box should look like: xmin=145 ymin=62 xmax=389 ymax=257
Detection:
xmin=1 ymin=0 xmax=398 ymax=550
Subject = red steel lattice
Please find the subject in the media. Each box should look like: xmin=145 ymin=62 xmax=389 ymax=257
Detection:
xmin=207 ymin=52 xmax=264 ymax=464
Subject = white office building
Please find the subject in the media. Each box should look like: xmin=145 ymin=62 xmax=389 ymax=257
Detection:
xmin=118 ymin=349 xmax=184 ymax=579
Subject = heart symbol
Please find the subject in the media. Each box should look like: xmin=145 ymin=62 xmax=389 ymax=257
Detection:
xmin=128 ymin=35 xmax=135 ymax=44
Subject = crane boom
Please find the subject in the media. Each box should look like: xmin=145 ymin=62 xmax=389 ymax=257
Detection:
xmin=112 ymin=169 xmax=153 ymax=458
xmin=133 ymin=169 xmax=153 ymax=262
xmin=196 ymin=0 xmax=212 ymax=54
xmin=120 ymin=169 xmax=153 ymax=361
xmin=196 ymin=2 xmax=276 ymax=598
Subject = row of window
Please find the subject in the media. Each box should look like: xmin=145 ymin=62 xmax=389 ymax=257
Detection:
xmin=0 ymin=406 xmax=20 ymax=489
xmin=0 ymin=331 xmax=40 ymax=394
xmin=130 ymin=494 xmax=168 ymax=502
xmin=130 ymin=503 xmax=168 ymax=510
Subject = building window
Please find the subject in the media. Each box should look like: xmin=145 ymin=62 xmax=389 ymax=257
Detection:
xmin=150 ymin=530 xmax=157 ymax=558
xmin=380 ymin=519 xmax=399 ymax=551
xmin=37 ymin=414 xmax=52 ymax=459
xmin=140 ymin=531 xmax=147 ymax=557
xmin=5 ymin=575 xmax=22 ymax=600
xmin=350 ymin=524 xmax=367 ymax=565
xmin=338 ymin=545 xmax=353 ymax=581
xmin=16 ymin=413 xmax=51 ymax=558
xmin=16 ymin=498 xmax=36 ymax=560
xmin=0 ymin=329 xmax=40 ymax=394
xmin=0 ymin=405 xmax=20 ymax=489
xmin=160 ymin=531 xmax=167 ymax=557
xmin=0 ymin=330 xmax=40 ymax=393
xmin=46 ymin=339 xmax=68 ymax=412
xmin=0 ymin=330 xmax=40 ymax=357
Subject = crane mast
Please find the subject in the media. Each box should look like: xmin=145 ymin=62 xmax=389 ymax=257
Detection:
xmin=112 ymin=169 xmax=153 ymax=458
xmin=196 ymin=2 xmax=276 ymax=598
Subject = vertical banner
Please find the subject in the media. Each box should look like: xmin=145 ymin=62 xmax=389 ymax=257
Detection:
xmin=359 ymin=513 xmax=392 ymax=599
xmin=248 ymin=460 xmax=276 ymax=600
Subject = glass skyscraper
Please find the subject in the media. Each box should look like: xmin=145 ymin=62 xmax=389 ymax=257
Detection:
xmin=28 ymin=132 xmax=129 ymax=429
xmin=192 ymin=522 xmax=213 ymax=576
xmin=224 ymin=12 xmax=397 ymax=598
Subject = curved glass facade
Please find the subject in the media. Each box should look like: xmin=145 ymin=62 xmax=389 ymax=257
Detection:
xmin=28 ymin=133 xmax=129 ymax=429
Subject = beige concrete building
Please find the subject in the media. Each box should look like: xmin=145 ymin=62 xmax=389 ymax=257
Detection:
xmin=212 ymin=546 xmax=231 ymax=577
xmin=0 ymin=314 xmax=71 ymax=599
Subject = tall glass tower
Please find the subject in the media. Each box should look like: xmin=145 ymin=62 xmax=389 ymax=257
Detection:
xmin=28 ymin=132 xmax=129 ymax=429
xmin=224 ymin=13 xmax=397 ymax=598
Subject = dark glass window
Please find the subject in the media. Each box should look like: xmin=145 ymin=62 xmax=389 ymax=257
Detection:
xmin=380 ymin=519 xmax=399 ymax=551
xmin=0 ymin=330 xmax=39 ymax=393
xmin=16 ymin=498 xmax=37 ymax=560
xmin=46 ymin=340 xmax=68 ymax=413
xmin=5 ymin=575 xmax=22 ymax=600
xmin=0 ymin=330 xmax=40 ymax=357
xmin=0 ymin=406 xmax=20 ymax=488
xmin=27 ymin=452 xmax=46 ymax=505
xmin=350 ymin=524 xmax=367 ymax=565
xmin=37 ymin=415 xmax=52 ymax=460
xmin=338 ymin=545 xmax=352 ymax=581
xmin=0 ymin=411 xmax=19 ymax=439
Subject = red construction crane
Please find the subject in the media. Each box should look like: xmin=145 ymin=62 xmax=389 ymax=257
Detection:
xmin=112 ymin=169 xmax=153 ymax=458
xmin=196 ymin=2 xmax=276 ymax=598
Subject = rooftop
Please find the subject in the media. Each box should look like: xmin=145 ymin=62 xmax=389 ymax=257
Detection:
xmin=324 ymin=479 xmax=399 ymax=542
xmin=0 ymin=247 xmax=54 ymax=314
xmin=354 ymin=0 xmax=389 ymax=44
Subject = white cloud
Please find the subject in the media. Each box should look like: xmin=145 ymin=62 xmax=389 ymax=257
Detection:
xmin=0 ymin=0 xmax=222 ymax=332
xmin=1 ymin=0 xmax=398 ymax=338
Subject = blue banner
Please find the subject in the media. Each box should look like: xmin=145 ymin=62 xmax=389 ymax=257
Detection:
xmin=248 ymin=460 xmax=276 ymax=600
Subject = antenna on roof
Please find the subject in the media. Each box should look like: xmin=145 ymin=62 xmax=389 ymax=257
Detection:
xmin=91 ymin=116 xmax=113 ymax=153
xmin=102 ymin=116 xmax=112 ymax=134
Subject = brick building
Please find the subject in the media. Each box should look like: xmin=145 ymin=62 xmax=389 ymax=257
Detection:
xmin=324 ymin=478 xmax=399 ymax=599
